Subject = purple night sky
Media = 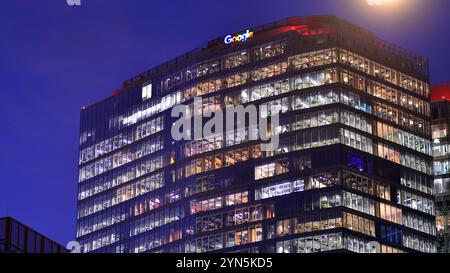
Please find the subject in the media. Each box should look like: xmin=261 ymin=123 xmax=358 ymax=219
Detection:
xmin=0 ymin=0 xmax=449 ymax=245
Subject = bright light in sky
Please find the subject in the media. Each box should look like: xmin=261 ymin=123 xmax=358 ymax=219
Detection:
xmin=366 ymin=0 xmax=396 ymax=6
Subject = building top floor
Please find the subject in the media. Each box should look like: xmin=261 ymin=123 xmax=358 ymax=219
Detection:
xmin=82 ymin=15 xmax=430 ymax=111
xmin=122 ymin=15 xmax=429 ymax=89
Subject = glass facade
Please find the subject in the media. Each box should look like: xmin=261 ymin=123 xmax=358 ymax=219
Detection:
xmin=431 ymin=96 xmax=450 ymax=253
xmin=76 ymin=16 xmax=435 ymax=253
xmin=0 ymin=217 xmax=67 ymax=253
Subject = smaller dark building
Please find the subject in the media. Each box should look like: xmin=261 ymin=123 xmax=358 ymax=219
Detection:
xmin=431 ymin=84 xmax=450 ymax=253
xmin=0 ymin=217 xmax=67 ymax=253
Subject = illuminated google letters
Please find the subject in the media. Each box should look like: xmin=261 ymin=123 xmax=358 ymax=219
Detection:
xmin=224 ymin=30 xmax=254 ymax=45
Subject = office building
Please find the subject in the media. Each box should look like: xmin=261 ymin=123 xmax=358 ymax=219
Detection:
xmin=76 ymin=16 xmax=435 ymax=253
xmin=431 ymin=84 xmax=450 ymax=253
xmin=0 ymin=217 xmax=67 ymax=253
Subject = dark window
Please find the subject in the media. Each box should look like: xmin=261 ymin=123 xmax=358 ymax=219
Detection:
xmin=347 ymin=153 xmax=364 ymax=172
xmin=378 ymin=224 xmax=403 ymax=246
xmin=18 ymin=225 xmax=25 ymax=251
xmin=35 ymin=235 xmax=42 ymax=253
xmin=10 ymin=221 xmax=19 ymax=248
xmin=0 ymin=220 xmax=6 ymax=240
xmin=27 ymin=231 xmax=36 ymax=253
xmin=44 ymin=240 xmax=51 ymax=253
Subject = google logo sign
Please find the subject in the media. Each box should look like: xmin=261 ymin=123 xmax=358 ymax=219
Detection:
xmin=224 ymin=30 xmax=254 ymax=45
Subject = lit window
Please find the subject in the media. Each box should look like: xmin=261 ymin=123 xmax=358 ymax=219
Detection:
xmin=142 ymin=82 xmax=152 ymax=100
